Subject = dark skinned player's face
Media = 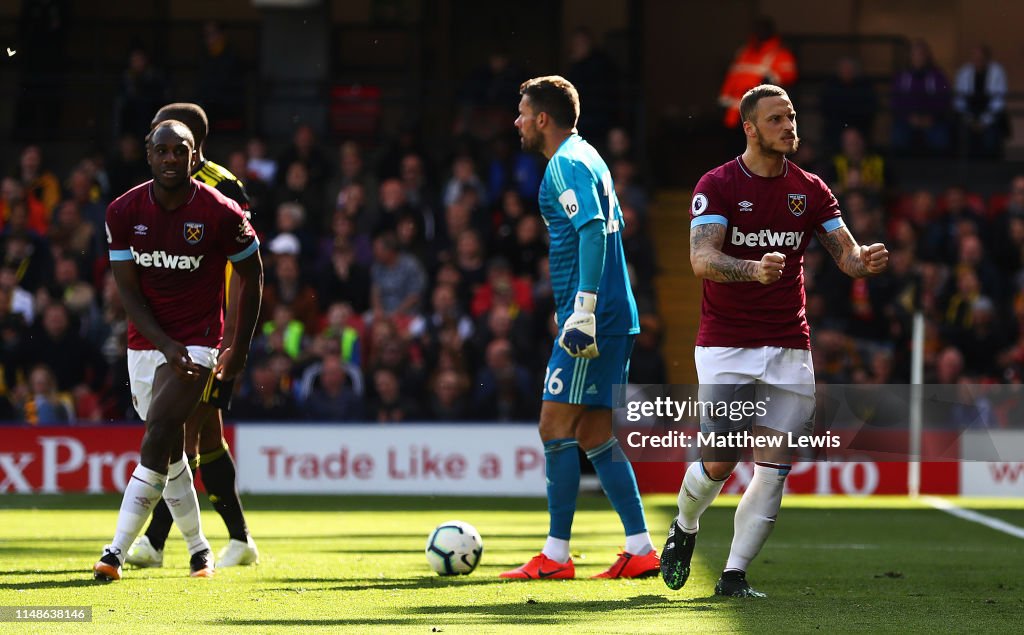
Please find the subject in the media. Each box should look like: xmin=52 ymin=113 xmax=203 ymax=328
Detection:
xmin=147 ymin=127 xmax=195 ymax=191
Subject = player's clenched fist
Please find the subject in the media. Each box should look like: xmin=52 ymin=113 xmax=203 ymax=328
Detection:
xmin=757 ymin=252 xmax=786 ymax=285
xmin=860 ymin=243 xmax=888 ymax=274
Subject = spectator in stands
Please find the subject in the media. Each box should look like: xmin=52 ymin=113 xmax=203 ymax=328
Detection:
xmin=0 ymin=264 xmax=33 ymax=325
xmin=1 ymin=176 xmax=48 ymax=235
xmin=819 ymin=56 xmax=879 ymax=151
xmin=473 ymin=338 xmax=535 ymax=421
xmin=507 ymin=214 xmax=546 ymax=281
xmin=106 ymin=133 xmax=150 ymax=196
xmin=369 ymin=232 xmax=427 ymax=324
xmin=302 ymin=354 xmax=364 ymax=422
xmin=26 ymin=302 xmax=105 ymax=395
xmin=273 ymin=161 xmax=326 ymax=233
xmin=606 ymin=126 xmax=635 ymax=164
xmin=96 ymin=270 xmax=132 ymax=420
xmin=485 ymin=134 xmax=542 ymax=207
xmin=65 ymin=165 xmax=108 ymax=257
xmin=3 ymin=227 xmax=53 ymax=298
xmin=612 ymin=158 xmax=649 ymax=219
xmin=455 ymin=48 xmax=525 ymax=144
xmin=231 ymin=354 xmax=300 ymax=421
xmin=272 ymin=201 xmax=316 ymax=266
xmin=17 ymin=145 xmax=60 ymax=218
xmin=453 ymin=230 xmax=488 ymax=297
xmin=374 ymin=177 xmax=420 ymax=236
xmin=256 ymin=304 xmax=306 ymax=362
xmin=399 ymin=152 xmax=439 ymax=241
xmin=955 ymin=296 xmax=1006 ymax=378
xmin=115 ymin=44 xmax=167 ymax=140
xmin=246 ymin=136 xmax=277 ymax=184
xmin=566 ymin=27 xmax=621 ymax=148
xmin=366 ymin=367 xmax=420 ymax=423
xmin=442 ymin=154 xmax=487 ymax=210
xmin=17 ymin=364 xmax=75 ymax=424
xmin=620 ymin=205 xmax=658 ymax=299
xmin=953 ymin=44 xmax=1009 ymax=159
xmin=471 ymin=257 xmax=534 ymax=319
xmin=932 ymin=346 xmax=965 ymax=384
xmin=718 ymin=16 xmax=797 ymax=128
xmin=327 ymin=141 xmax=378 ymax=223
xmin=890 ymin=39 xmax=952 ymax=155
xmin=49 ymin=200 xmax=97 ymax=271
xmin=262 ymin=243 xmax=321 ymax=332
xmin=318 ymin=243 xmax=371 ymax=314
xmin=425 ymin=368 xmax=473 ymax=422
xmin=827 ymin=128 xmax=888 ymax=197
xmin=276 ymin=123 xmax=332 ymax=197
xmin=196 ymin=20 xmax=245 ymax=131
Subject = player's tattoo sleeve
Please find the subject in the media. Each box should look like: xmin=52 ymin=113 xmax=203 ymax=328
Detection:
xmin=818 ymin=226 xmax=870 ymax=278
xmin=690 ymin=223 xmax=759 ymax=282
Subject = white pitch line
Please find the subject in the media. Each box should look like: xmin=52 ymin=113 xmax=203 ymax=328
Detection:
xmin=923 ymin=496 xmax=1024 ymax=540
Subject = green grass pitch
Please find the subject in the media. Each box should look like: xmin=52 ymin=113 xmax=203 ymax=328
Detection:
xmin=1 ymin=493 xmax=1022 ymax=633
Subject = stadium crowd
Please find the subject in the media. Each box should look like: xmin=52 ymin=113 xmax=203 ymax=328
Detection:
xmin=1 ymin=28 xmax=1021 ymax=426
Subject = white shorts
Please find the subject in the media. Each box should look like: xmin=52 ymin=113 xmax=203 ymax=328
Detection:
xmin=694 ymin=346 xmax=815 ymax=435
xmin=127 ymin=346 xmax=218 ymax=420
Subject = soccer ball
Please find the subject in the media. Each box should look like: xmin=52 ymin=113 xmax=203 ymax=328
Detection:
xmin=425 ymin=520 xmax=483 ymax=575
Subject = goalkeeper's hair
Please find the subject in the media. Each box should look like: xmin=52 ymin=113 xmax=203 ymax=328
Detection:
xmin=519 ymin=76 xmax=579 ymax=129
xmin=739 ymin=84 xmax=789 ymax=124
xmin=153 ymin=103 xmax=209 ymax=147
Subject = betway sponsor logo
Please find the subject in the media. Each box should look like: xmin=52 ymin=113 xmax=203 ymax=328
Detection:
xmin=130 ymin=247 xmax=203 ymax=271
xmin=731 ymin=227 xmax=804 ymax=250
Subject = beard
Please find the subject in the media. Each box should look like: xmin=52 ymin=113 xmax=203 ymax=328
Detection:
xmin=520 ymin=130 xmax=542 ymax=153
xmin=754 ymin=126 xmax=800 ymax=157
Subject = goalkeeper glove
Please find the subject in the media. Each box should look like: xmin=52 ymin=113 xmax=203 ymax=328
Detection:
xmin=559 ymin=291 xmax=599 ymax=359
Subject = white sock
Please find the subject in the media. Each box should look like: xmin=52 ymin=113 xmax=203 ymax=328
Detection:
xmin=677 ymin=461 xmax=726 ymax=533
xmin=111 ymin=464 xmax=167 ymax=562
xmin=725 ymin=463 xmax=790 ymax=572
xmin=163 ymin=455 xmax=211 ymax=555
xmin=625 ymin=531 xmax=654 ymax=556
xmin=542 ymin=536 xmax=571 ymax=563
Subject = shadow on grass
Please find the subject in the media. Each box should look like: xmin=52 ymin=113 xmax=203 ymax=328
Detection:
xmin=0 ymin=578 xmax=112 ymax=590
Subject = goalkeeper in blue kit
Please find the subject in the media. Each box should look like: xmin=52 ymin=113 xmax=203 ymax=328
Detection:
xmin=499 ymin=75 xmax=658 ymax=580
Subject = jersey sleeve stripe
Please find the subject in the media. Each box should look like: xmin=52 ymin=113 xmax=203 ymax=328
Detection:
xmin=691 ymin=214 xmax=728 ymax=228
xmin=227 ymin=239 xmax=260 ymax=262
xmin=109 ymin=249 xmax=133 ymax=261
xmin=551 ymin=160 xmax=565 ymax=192
xmin=821 ymin=218 xmax=845 ymax=232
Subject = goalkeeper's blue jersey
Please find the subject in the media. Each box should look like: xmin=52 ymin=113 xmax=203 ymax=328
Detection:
xmin=538 ymin=134 xmax=639 ymax=336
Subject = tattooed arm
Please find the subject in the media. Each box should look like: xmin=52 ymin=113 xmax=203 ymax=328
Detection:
xmin=690 ymin=222 xmax=785 ymax=284
xmin=817 ymin=224 xmax=889 ymax=278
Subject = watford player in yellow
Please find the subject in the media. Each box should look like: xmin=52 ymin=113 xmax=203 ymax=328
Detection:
xmin=126 ymin=103 xmax=260 ymax=569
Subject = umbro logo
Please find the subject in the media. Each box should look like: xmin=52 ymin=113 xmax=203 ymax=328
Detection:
xmin=738 ymin=200 xmax=753 ymax=212
xmin=133 ymin=224 xmax=148 ymax=235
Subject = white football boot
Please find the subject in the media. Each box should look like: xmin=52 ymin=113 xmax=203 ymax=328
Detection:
xmin=125 ymin=535 xmax=164 ymax=568
xmin=218 ymin=537 xmax=260 ymax=567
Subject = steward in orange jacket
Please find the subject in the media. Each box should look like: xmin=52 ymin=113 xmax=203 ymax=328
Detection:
xmin=719 ymin=19 xmax=798 ymax=127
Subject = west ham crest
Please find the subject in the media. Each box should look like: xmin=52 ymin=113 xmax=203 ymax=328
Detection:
xmin=787 ymin=193 xmax=807 ymax=216
xmin=184 ymin=222 xmax=205 ymax=245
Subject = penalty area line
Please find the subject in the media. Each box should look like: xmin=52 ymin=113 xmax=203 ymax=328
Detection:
xmin=923 ymin=496 xmax=1024 ymax=540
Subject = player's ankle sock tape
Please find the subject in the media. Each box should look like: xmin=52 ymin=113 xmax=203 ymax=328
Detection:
xmin=199 ymin=441 xmax=229 ymax=466
xmin=587 ymin=438 xmax=648 ymax=536
xmin=678 ymin=460 xmax=727 ymax=532
xmin=725 ymin=463 xmax=790 ymax=572
xmin=199 ymin=449 xmax=250 ymax=542
xmin=544 ymin=438 xmax=580 ymax=541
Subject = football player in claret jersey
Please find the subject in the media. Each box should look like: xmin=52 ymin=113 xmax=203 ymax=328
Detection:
xmin=499 ymin=76 xmax=658 ymax=581
xmin=93 ymin=121 xmax=263 ymax=581
xmin=126 ymin=103 xmax=260 ymax=570
xmin=660 ymin=85 xmax=888 ymax=597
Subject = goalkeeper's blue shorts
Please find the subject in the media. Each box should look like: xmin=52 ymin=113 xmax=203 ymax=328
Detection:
xmin=542 ymin=334 xmax=635 ymax=408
